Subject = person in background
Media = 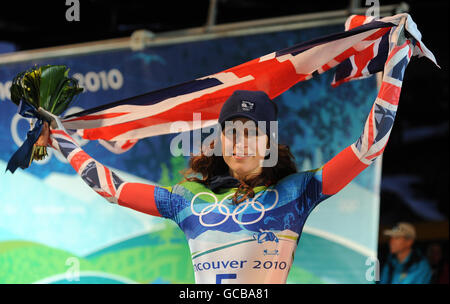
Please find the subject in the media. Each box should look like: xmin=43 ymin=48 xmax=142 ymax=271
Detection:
xmin=426 ymin=242 xmax=449 ymax=284
xmin=379 ymin=222 xmax=432 ymax=284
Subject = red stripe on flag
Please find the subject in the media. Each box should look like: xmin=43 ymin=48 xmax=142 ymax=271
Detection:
xmin=121 ymin=140 xmax=137 ymax=150
xmin=367 ymin=105 xmax=375 ymax=151
xmin=363 ymin=27 xmax=391 ymax=41
xmin=334 ymin=47 xmax=357 ymax=63
xmin=416 ymin=41 xmax=424 ymax=53
xmin=95 ymin=190 xmax=113 ymax=199
xmin=378 ymin=81 xmax=401 ymax=105
xmin=63 ymin=112 xmax=129 ymax=123
xmin=386 ymin=41 xmax=409 ymax=63
xmin=321 ymin=63 xmax=331 ymax=72
xmin=366 ymin=145 xmax=386 ymax=160
xmin=69 ymin=150 xmax=92 ymax=173
xmin=227 ymin=57 xmax=306 ymax=98
xmin=354 ymin=44 xmax=375 ymax=76
xmin=348 ymin=15 xmax=368 ymax=30
xmin=50 ymin=129 xmax=73 ymax=141
xmin=103 ymin=166 xmax=116 ymax=197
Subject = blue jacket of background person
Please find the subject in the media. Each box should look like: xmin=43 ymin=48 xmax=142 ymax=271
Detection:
xmin=380 ymin=249 xmax=432 ymax=284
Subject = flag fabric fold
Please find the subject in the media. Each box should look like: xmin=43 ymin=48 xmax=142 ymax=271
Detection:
xmin=60 ymin=13 xmax=438 ymax=154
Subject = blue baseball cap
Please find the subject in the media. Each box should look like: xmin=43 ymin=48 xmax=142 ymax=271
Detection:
xmin=218 ymin=90 xmax=278 ymax=140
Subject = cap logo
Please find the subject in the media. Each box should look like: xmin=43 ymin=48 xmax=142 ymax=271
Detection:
xmin=240 ymin=100 xmax=255 ymax=112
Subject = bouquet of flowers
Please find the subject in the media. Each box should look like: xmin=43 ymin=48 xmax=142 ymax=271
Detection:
xmin=6 ymin=65 xmax=83 ymax=173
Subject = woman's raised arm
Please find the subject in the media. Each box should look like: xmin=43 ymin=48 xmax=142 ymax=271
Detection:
xmin=321 ymin=34 xmax=413 ymax=196
xmin=44 ymin=119 xmax=174 ymax=219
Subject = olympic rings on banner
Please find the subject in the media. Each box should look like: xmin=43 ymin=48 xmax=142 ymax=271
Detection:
xmin=190 ymin=189 xmax=279 ymax=227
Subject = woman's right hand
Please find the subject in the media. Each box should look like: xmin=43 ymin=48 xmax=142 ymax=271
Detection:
xmin=36 ymin=121 xmax=51 ymax=147
xmin=37 ymin=107 xmax=65 ymax=131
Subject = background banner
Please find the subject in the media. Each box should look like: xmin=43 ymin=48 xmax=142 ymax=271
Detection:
xmin=0 ymin=24 xmax=380 ymax=284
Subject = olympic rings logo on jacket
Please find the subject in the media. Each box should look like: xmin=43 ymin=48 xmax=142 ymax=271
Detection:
xmin=190 ymin=189 xmax=279 ymax=227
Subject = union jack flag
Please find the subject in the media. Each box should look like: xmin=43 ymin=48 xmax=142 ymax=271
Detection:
xmin=60 ymin=13 xmax=437 ymax=154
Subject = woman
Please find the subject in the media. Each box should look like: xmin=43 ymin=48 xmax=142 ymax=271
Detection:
xmin=39 ymin=39 xmax=412 ymax=284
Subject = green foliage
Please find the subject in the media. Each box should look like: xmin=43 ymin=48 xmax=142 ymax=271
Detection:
xmin=8 ymin=64 xmax=83 ymax=163
xmin=157 ymin=154 xmax=187 ymax=187
xmin=0 ymin=241 xmax=93 ymax=284
xmin=9 ymin=64 xmax=83 ymax=115
xmin=286 ymin=266 xmax=324 ymax=284
xmin=0 ymin=231 xmax=195 ymax=284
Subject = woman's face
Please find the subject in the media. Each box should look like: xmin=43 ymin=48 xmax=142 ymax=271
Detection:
xmin=221 ymin=117 xmax=268 ymax=180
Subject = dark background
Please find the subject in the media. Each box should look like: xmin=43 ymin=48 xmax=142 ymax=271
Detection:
xmin=1 ymin=0 xmax=448 ymax=280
